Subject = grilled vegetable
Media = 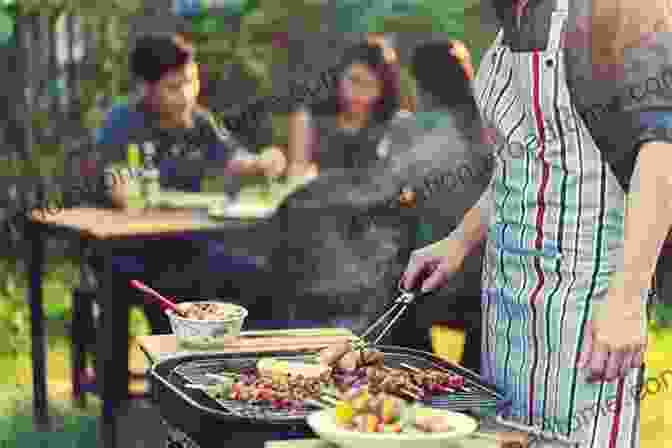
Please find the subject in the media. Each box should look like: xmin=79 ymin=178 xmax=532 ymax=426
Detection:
xmin=350 ymin=390 xmax=370 ymax=413
xmin=381 ymin=396 xmax=402 ymax=423
xmin=335 ymin=402 xmax=354 ymax=425
xmin=366 ymin=414 xmax=379 ymax=432
xmin=381 ymin=423 xmax=402 ymax=433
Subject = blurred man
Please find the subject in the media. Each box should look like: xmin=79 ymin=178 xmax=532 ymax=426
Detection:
xmin=92 ymin=33 xmax=285 ymax=333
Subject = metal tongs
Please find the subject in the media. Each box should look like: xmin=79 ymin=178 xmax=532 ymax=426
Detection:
xmin=360 ymin=287 xmax=435 ymax=345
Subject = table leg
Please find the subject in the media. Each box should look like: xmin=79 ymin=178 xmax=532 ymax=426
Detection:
xmin=27 ymin=222 xmax=49 ymax=428
xmin=98 ymin=243 xmax=129 ymax=448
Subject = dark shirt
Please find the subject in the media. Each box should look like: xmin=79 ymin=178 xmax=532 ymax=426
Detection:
xmin=95 ymin=100 xmax=252 ymax=192
xmin=306 ymin=108 xmax=392 ymax=171
xmin=485 ymin=0 xmax=672 ymax=192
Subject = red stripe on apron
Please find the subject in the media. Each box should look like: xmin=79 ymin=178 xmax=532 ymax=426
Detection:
xmin=609 ymin=378 xmax=626 ymax=448
xmin=528 ymin=50 xmax=551 ymax=423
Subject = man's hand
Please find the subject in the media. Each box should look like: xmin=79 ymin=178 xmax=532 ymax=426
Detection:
xmin=401 ymin=239 xmax=467 ymax=292
xmin=578 ymin=275 xmax=647 ymax=383
xmin=257 ymin=146 xmax=287 ymax=178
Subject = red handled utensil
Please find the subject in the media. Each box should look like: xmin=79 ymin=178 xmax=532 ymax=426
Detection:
xmin=129 ymin=279 xmax=187 ymax=317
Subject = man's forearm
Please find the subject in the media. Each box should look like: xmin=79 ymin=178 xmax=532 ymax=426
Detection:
xmin=620 ymin=141 xmax=672 ymax=303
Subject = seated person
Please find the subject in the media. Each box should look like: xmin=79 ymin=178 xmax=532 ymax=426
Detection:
xmin=269 ymin=41 xmax=431 ymax=339
xmin=284 ymin=41 xmax=405 ymax=178
xmin=91 ymin=33 xmax=285 ymax=334
xmin=407 ymin=40 xmax=490 ymax=371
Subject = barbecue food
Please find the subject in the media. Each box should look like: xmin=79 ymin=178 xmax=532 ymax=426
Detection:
xmin=413 ymin=415 xmax=456 ymax=433
xmin=176 ymin=302 xmax=245 ymax=320
xmin=319 ymin=343 xmax=384 ymax=368
xmin=257 ymin=358 xmax=331 ymax=379
xmin=319 ymin=342 xmax=351 ymax=365
xmin=201 ymin=346 xmax=467 ymax=411
xmin=335 ymin=388 xmax=405 ymax=433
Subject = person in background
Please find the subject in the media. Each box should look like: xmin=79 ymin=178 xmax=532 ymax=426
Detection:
xmin=271 ymin=40 xmax=429 ymax=339
xmin=284 ymin=41 xmax=403 ymax=178
xmin=91 ymin=33 xmax=286 ymax=334
xmin=404 ymin=40 xmax=488 ymax=372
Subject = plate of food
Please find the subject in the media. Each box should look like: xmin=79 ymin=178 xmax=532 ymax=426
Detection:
xmin=306 ymin=398 xmax=478 ymax=448
xmin=156 ymin=190 xmax=230 ymax=210
xmin=208 ymin=173 xmax=318 ymax=220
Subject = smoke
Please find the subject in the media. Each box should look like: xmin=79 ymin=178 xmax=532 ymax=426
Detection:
xmin=272 ymin=109 xmax=489 ymax=333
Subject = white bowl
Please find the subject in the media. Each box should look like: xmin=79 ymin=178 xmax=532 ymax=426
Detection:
xmin=165 ymin=301 xmax=248 ymax=349
xmin=306 ymin=407 xmax=478 ymax=448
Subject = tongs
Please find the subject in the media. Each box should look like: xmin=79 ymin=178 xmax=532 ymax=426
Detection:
xmin=360 ymin=287 xmax=435 ymax=345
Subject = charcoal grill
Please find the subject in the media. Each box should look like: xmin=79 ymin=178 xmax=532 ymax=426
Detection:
xmin=150 ymin=346 xmax=509 ymax=448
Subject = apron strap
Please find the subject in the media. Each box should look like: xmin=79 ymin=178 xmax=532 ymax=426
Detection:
xmin=555 ymin=0 xmax=568 ymax=11
xmin=494 ymin=28 xmax=505 ymax=46
xmin=547 ymin=0 xmax=568 ymax=51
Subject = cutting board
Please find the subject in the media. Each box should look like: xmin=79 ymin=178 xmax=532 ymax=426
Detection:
xmin=137 ymin=329 xmax=357 ymax=363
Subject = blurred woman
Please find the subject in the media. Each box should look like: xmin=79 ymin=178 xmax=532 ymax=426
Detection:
xmin=285 ymin=41 xmax=403 ymax=178
xmin=267 ymin=41 xmax=425 ymax=337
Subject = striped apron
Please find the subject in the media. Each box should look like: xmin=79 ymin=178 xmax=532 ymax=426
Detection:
xmin=474 ymin=0 xmax=642 ymax=446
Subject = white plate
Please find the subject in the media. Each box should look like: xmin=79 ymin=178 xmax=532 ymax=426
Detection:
xmin=208 ymin=201 xmax=278 ymax=219
xmin=156 ymin=191 xmax=230 ymax=209
xmin=306 ymin=407 xmax=478 ymax=448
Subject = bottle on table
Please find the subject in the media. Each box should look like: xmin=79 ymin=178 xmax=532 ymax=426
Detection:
xmin=123 ymin=142 xmax=145 ymax=209
xmin=140 ymin=141 xmax=161 ymax=208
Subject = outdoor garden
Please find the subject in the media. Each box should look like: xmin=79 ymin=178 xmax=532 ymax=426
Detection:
xmin=0 ymin=0 xmax=669 ymax=446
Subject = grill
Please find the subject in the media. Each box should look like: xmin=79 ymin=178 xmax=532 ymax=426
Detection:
xmin=150 ymin=346 xmax=510 ymax=447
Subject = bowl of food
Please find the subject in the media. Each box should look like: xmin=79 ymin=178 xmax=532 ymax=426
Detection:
xmin=166 ymin=301 xmax=248 ymax=348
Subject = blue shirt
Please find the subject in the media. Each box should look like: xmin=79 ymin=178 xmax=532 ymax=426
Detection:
xmin=95 ymin=101 xmax=251 ymax=192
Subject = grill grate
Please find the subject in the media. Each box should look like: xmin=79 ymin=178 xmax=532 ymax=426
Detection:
xmin=167 ymin=351 xmax=501 ymax=422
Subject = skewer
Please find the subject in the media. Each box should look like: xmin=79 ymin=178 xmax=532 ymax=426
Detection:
xmin=400 ymin=388 xmax=422 ymax=401
xmin=399 ymin=363 xmax=472 ymax=392
xmin=206 ymin=373 xmax=238 ymax=382
xmin=400 ymin=363 xmax=421 ymax=373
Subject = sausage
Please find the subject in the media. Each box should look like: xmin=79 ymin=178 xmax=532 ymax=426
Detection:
xmin=338 ymin=351 xmax=360 ymax=371
xmin=319 ymin=342 xmax=352 ymax=366
xmin=362 ymin=350 xmax=385 ymax=366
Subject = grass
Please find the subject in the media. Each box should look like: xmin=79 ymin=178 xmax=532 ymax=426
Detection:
xmin=0 ymin=260 xmax=670 ymax=447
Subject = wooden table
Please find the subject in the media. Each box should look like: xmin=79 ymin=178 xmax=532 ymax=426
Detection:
xmin=26 ymin=207 xmax=263 ymax=447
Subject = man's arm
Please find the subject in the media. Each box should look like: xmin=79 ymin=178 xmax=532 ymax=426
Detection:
xmin=619 ymin=140 xmax=672 ymax=302
xmin=205 ymin=112 xmax=286 ymax=178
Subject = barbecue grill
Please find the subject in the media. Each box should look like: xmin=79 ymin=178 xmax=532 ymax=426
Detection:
xmin=150 ymin=346 xmax=508 ymax=448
